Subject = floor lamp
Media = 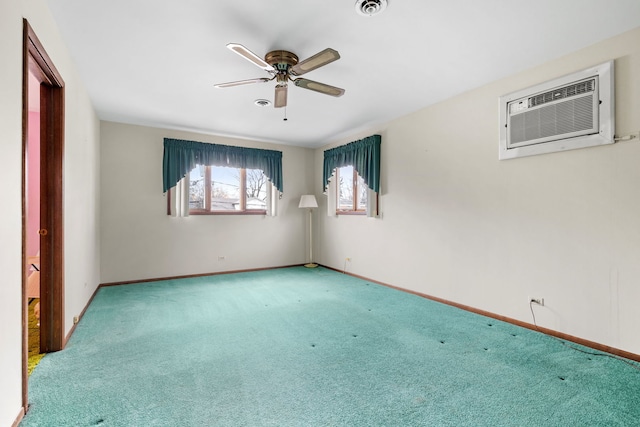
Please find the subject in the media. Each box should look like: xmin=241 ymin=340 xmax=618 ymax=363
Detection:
xmin=299 ymin=195 xmax=318 ymax=268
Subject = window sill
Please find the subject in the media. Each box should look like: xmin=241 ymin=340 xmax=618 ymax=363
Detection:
xmin=336 ymin=210 xmax=366 ymax=216
xmin=189 ymin=210 xmax=267 ymax=216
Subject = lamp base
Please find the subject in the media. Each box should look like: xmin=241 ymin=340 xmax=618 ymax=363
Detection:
xmin=304 ymin=263 xmax=318 ymax=268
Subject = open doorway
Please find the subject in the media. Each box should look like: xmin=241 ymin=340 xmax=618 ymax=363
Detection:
xmin=26 ymin=67 xmax=43 ymax=374
xmin=22 ymin=19 xmax=65 ymax=412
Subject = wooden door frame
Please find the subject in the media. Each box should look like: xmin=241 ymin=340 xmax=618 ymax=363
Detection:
xmin=22 ymin=19 xmax=65 ymax=411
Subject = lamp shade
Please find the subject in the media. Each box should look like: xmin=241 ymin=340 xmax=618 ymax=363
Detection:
xmin=298 ymin=194 xmax=318 ymax=208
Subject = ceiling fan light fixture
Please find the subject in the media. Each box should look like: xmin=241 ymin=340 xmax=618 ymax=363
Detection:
xmin=274 ymin=85 xmax=288 ymax=108
xmin=355 ymin=0 xmax=388 ymax=16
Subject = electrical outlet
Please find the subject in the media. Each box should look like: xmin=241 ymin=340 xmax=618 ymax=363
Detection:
xmin=529 ymin=296 xmax=544 ymax=306
xmin=345 ymin=257 xmax=352 ymax=262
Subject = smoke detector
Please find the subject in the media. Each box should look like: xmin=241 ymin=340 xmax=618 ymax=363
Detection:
xmin=355 ymin=0 xmax=388 ymax=16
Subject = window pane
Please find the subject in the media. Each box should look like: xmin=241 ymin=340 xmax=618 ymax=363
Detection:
xmin=189 ymin=165 xmax=205 ymax=210
xmin=338 ymin=166 xmax=354 ymax=210
xmin=211 ymin=166 xmax=240 ymax=211
xmin=245 ymin=168 xmax=267 ymax=211
xmin=357 ymin=174 xmax=368 ymax=211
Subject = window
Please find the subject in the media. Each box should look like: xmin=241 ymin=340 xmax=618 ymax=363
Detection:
xmin=189 ymin=165 xmax=267 ymax=214
xmin=322 ymin=134 xmax=380 ymax=218
xmin=336 ymin=165 xmax=367 ymax=214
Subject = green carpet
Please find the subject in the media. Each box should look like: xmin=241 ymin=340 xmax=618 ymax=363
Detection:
xmin=28 ymin=298 xmax=44 ymax=375
xmin=21 ymin=267 xmax=640 ymax=426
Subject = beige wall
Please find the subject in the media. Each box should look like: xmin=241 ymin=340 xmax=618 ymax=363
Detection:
xmin=0 ymin=2 xmax=25 ymax=423
xmin=1 ymin=2 xmax=638 ymax=423
xmin=316 ymin=26 xmax=640 ymax=355
xmin=0 ymin=1 xmax=101 ymax=424
xmin=100 ymin=122 xmax=314 ymax=283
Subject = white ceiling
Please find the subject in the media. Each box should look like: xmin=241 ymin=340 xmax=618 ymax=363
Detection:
xmin=46 ymin=0 xmax=640 ymax=148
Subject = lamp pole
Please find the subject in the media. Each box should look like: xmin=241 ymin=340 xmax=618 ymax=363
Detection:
xmin=306 ymin=207 xmax=317 ymax=267
xmin=298 ymin=195 xmax=318 ymax=268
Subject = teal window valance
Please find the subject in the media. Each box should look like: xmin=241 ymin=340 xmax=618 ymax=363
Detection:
xmin=163 ymin=138 xmax=283 ymax=193
xmin=323 ymin=134 xmax=381 ymax=192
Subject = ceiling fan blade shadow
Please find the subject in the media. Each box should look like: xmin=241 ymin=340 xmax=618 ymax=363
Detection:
xmin=274 ymin=85 xmax=288 ymax=108
xmin=294 ymin=78 xmax=345 ymax=97
xmin=227 ymin=43 xmax=276 ymax=74
xmin=214 ymin=78 xmax=271 ymax=88
xmin=290 ymin=48 xmax=340 ymax=76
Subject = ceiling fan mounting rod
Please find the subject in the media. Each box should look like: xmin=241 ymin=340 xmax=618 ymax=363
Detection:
xmin=276 ymin=74 xmax=288 ymax=84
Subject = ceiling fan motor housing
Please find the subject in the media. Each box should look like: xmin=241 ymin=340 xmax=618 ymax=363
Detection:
xmin=265 ymin=50 xmax=299 ymax=72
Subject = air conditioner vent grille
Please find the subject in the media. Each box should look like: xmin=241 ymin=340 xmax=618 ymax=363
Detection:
xmin=510 ymin=95 xmax=594 ymax=144
xmin=529 ymin=79 xmax=595 ymax=108
xmin=499 ymin=61 xmax=613 ymax=160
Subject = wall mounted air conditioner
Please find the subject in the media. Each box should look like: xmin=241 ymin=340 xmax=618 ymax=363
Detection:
xmin=499 ymin=60 xmax=614 ymax=160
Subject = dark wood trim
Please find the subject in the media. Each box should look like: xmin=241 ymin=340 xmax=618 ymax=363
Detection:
xmin=21 ymin=18 xmax=29 ymax=414
xmin=335 ymin=166 xmax=368 ymax=215
xmin=166 ymin=188 xmax=171 ymax=215
xmin=336 ymin=210 xmax=366 ymax=216
xmin=188 ymin=210 xmax=268 ymax=216
xmin=11 ymin=408 xmax=25 ymax=427
xmin=27 ymin=20 xmax=65 ymax=354
xmin=204 ymin=165 xmax=211 ymax=211
xmin=63 ymin=263 xmax=640 ymax=369
xmin=22 ymin=18 xmax=66 ymax=413
xmin=63 ymin=283 xmax=101 ymax=346
xmin=322 ymin=265 xmax=640 ymax=363
xmin=25 ymin=25 xmax=63 ymax=87
xmin=100 ymin=264 xmax=304 ymax=287
xmin=39 ymin=79 xmax=65 ymax=353
xmin=167 ymin=186 xmax=268 ymax=216
xmin=172 ymin=166 xmax=273 ymax=216
xmin=59 ymin=266 xmax=303 ymax=347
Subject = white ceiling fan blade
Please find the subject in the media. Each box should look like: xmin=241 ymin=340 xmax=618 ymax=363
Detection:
xmin=294 ymin=78 xmax=345 ymax=97
xmin=274 ymin=85 xmax=288 ymax=108
xmin=290 ymin=48 xmax=340 ymax=76
xmin=214 ymin=77 xmax=271 ymax=88
xmin=226 ymin=43 xmax=276 ymax=74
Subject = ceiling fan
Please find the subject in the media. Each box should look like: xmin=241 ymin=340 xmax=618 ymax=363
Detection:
xmin=214 ymin=43 xmax=345 ymax=108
